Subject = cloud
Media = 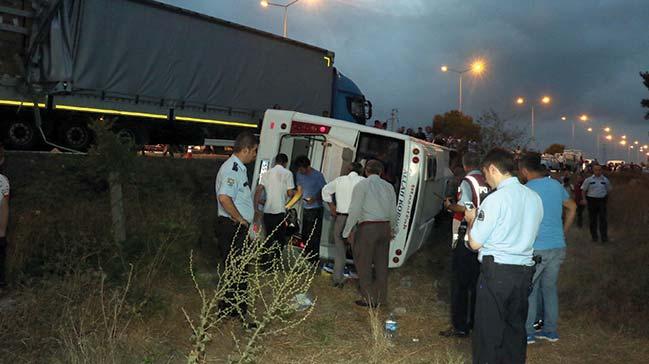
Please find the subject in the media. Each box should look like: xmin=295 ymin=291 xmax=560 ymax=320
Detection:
xmin=160 ymin=0 xmax=649 ymax=159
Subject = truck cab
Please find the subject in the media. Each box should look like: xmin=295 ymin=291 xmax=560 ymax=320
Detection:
xmin=332 ymin=69 xmax=372 ymax=125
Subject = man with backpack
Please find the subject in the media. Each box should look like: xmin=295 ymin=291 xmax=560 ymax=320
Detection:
xmin=440 ymin=152 xmax=490 ymax=338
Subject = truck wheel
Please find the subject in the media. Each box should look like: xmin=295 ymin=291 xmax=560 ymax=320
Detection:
xmin=61 ymin=123 xmax=92 ymax=151
xmin=7 ymin=119 xmax=37 ymax=149
xmin=116 ymin=127 xmax=137 ymax=145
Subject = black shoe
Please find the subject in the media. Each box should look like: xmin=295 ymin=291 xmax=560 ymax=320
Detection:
xmin=438 ymin=327 xmax=469 ymax=338
xmin=533 ymin=319 xmax=544 ymax=332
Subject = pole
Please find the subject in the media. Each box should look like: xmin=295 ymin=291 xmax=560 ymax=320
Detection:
xmin=596 ymin=133 xmax=600 ymax=161
xmin=458 ymin=73 xmax=463 ymax=112
xmin=531 ymin=105 xmax=535 ymax=145
xmin=282 ymin=6 xmax=288 ymax=37
xmin=571 ymin=122 xmax=575 ymax=146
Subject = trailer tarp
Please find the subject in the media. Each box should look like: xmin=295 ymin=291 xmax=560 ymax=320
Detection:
xmin=32 ymin=0 xmax=334 ymax=119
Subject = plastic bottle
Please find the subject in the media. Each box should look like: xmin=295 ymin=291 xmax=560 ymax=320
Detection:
xmin=384 ymin=313 xmax=398 ymax=339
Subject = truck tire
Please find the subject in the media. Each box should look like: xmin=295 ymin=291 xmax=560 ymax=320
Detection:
xmin=116 ymin=126 xmax=149 ymax=148
xmin=7 ymin=119 xmax=37 ymax=149
xmin=60 ymin=123 xmax=92 ymax=151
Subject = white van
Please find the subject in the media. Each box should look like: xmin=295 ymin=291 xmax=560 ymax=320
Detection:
xmin=252 ymin=110 xmax=454 ymax=268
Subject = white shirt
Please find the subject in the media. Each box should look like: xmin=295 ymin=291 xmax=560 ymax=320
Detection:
xmin=342 ymin=175 xmax=398 ymax=238
xmin=0 ymin=174 xmax=9 ymax=199
xmin=321 ymin=172 xmax=365 ymax=214
xmin=259 ymin=164 xmax=295 ymax=214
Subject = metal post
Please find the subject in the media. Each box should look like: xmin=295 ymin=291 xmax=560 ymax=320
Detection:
xmin=458 ymin=73 xmax=463 ymax=112
xmin=572 ymin=122 xmax=575 ymax=146
xmin=531 ymin=105 xmax=535 ymax=144
xmin=282 ymin=6 xmax=288 ymax=37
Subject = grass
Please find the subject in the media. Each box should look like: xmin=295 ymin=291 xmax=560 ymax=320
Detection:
xmin=1 ymin=154 xmax=648 ymax=363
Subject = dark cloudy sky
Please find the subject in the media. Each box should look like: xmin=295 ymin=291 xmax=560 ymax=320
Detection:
xmin=162 ymin=0 xmax=649 ymax=161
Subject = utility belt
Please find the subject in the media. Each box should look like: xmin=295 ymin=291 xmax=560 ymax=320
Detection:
xmin=217 ymin=215 xmax=245 ymax=226
xmin=481 ymin=255 xmax=536 ymax=273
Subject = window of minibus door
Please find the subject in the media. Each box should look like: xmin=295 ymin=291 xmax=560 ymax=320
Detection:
xmin=354 ymin=132 xmax=405 ymax=195
xmin=278 ymin=134 xmax=327 ymax=173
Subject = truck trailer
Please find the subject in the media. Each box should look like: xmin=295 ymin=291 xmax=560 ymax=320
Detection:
xmin=0 ymin=0 xmax=371 ymax=150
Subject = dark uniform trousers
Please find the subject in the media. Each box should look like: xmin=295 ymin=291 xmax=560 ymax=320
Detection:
xmin=302 ymin=207 xmax=323 ymax=265
xmin=451 ymin=242 xmax=480 ymax=333
xmin=0 ymin=236 xmax=7 ymax=285
xmin=586 ymin=196 xmax=608 ymax=241
xmin=216 ymin=216 xmax=249 ymax=315
xmin=473 ymin=256 xmax=534 ymax=364
xmin=353 ymin=222 xmax=390 ymax=306
xmin=263 ymin=212 xmax=287 ymax=266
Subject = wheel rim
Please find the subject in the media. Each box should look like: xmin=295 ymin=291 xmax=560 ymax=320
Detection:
xmin=8 ymin=122 xmax=34 ymax=146
xmin=117 ymin=129 xmax=136 ymax=145
xmin=65 ymin=125 xmax=89 ymax=148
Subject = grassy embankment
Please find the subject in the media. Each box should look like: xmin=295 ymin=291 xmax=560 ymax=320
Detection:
xmin=1 ymin=153 xmax=648 ymax=363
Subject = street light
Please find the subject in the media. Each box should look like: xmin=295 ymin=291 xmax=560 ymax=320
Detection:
xmin=515 ymin=95 xmax=552 ymax=146
xmin=561 ymin=114 xmax=589 ymax=146
xmin=441 ymin=59 xmax=486 ymax=112
xmin=260 ymin=0 xmax=302 ymax=38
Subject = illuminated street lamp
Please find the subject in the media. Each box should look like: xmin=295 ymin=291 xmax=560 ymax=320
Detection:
xmin=561 ymin=114 xmax=589 ymax=146
xmin=604 ymin=127 xmax=611 ymax=133
xmin=441 ymin=59 xmax=486 ymax=112
xmin=516 ymin=95 xmax=552 ymax=145
xmin=260 ymin=0 xmax=302 ymax=38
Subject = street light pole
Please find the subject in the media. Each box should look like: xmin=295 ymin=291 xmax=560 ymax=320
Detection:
xmin=441 ymin=60 xmax=484 ymax=113
xmin=531 ymin=105 xmax=535 ymax=142
xmin=261 ymin=0 xmax=300 ymax=38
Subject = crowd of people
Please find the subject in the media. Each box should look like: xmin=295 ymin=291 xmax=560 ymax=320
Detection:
xmin=214 ymin=131 xmax=614 ymax=363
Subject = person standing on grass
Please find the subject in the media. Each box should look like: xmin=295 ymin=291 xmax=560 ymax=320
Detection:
xmin=342 ymin=160 xmax=397 ymax=308
xmin=254 ymin=153 xmax=296 ymax=266
xmin=519 ymin=153 xmax=576 ymax=344
xmin=0 ymin=145 xmax=9 ymax=291
xmin=294 ymin=155 xmax=327 ymax=265
xmin=214 ymin=131 xmax=257 ymax=322
xmin=581 ymin=164 xmax=612 ymax=242
xmin=464 ymin=148 xmax=543 ymax=364
xmin=440 ymin=152 xmax=490 ymax=339
xmin=573 ymin=171 xmax=586 ymax=228
xmin=321 ymin=162 xmax=365 ymax=288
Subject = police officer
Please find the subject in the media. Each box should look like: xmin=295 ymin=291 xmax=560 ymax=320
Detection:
xmin=580 ymin=163 xmax=612 ymax=242
xmin=215 ymin=131 xmax=258 ymax=317
xmin=440 ymin=152 xmax=489 ymax=338
xmin=464 ymin=148 xmax=543 ymax=364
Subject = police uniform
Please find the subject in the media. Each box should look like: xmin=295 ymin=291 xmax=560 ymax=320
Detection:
xmin=469 ymin=177 xmax=543 ymax=364
xmin=448 ymin=170 xmax=489 ymax=336
xmin=215 ymin=155 xmax=254 ymax=315
xmin=580 ymin=174 xmax=611 ymax=242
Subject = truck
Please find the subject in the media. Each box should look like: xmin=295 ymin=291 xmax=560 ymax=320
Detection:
xmin=0 ymin=0 xmax=372 ymax=151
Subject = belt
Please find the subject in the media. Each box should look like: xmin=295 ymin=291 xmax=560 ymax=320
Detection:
xmin=359 ymin=220 xmax=389 ymax=226
xmin=217 ymin=216 xmax=244 ymax=225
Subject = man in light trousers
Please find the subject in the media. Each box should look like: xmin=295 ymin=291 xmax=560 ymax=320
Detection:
xmin=322 ymin=162 xmax=365 ymax=287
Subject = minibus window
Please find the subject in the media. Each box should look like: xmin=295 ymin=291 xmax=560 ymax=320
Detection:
xmin=355 ymin=133 xmax=405 ymax=194
xmin=426 ymin=155 xmax=437 ymax=180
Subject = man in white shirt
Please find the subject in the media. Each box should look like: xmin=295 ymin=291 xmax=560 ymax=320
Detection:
xmin=343 ymin=160 xmax=398 ymax=307
xmin=321 ymin=162 xmax=365 ymax=287
xmin=254 ymin=153 xmax=295 ymax=265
